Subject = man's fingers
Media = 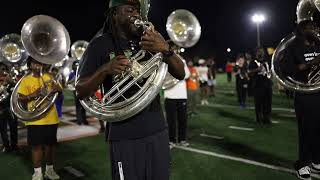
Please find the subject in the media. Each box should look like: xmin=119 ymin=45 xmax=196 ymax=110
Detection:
xmin=140 ymin=41 xmax=154 ymax=47
xmin=141 ymin=35 xmax=153 ymax=41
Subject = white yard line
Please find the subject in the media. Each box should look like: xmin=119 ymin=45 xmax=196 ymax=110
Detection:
xmin=63 ymin=166 xmax=85 ymax=177
xmin=174 ymin=145 xmax=320 ymax=179
xmin=200 ymin=133 xmax=224 ymax=140
xmin=229 ymin=126 xmax=255 ymax=131
xmin=207 ymin=103 xmax=294 ymax=113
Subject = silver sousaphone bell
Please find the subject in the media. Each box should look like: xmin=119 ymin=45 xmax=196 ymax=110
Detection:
xmin=162 ymin=9 xmax=201 ymax=90
xmin=0 ymin=33 xmax=29 ymax=103
xmin=66 ymin=40 xmax=89 ymax=90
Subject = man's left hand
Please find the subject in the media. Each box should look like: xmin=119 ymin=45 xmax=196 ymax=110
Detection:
xmin=140 ymin=29 xmax=169 ymax=53
xmin=51 ymin=83 xmax=63 ymax=93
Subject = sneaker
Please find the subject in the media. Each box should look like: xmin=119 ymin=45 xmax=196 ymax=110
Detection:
xmin=32 ymin=172 xmax=43 ymax=180
xmin=44 ymin=169 xmax=60 ymax=180
xmin=201 ymin=100 xmax=205 ymax=105
xmin=311 ymin=163 xmax=320 ymax=173
xmin=2 ymin=147 xmax=11 ymax=153
xmin=169 ymin=142 xmax=176 ymax=149
xmin=179 ymin=141 xmax=190 ymax=147
xmin=296 ymin=166 xmax=311 ymax=180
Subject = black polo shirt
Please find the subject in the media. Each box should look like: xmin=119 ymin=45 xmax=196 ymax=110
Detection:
xmin=78 ymin=33 xmax=167 ymax=141
xmin=282 ymin=37 xmax=320 ymax=83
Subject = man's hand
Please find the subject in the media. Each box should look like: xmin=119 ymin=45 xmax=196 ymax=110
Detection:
xmin=140 ymin=29 xmax=169 ymax=53
xmin=51 ymin=83 xmax=63 ymax=93
xmin=103 ymin=55 xmax=132 ymax=75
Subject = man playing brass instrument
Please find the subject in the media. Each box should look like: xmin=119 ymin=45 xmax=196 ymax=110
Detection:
xmin=234 ymin=54 xmax=249 ymax=108
xmin=248 ymin=47 xmax=272 ymax=124
xmin=76 ymin=0 xmax=185 ymax=179
xmin=18 ymin=58 xmax=62 ymax=180
xmin=283 ymin=20 xmax=320 ymax=180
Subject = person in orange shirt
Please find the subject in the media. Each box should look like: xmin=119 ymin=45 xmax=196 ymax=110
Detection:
xmin=18 ymin=58 xmax=62 ymax=180
xmin=187 ymin=60 xmax=200 ymax=115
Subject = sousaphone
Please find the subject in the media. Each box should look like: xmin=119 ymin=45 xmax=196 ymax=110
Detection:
xmin=10 ymin=15 xmax=70 ymax=121
xmin=0 ymin=33 xmax=29 ymax=103
xmin=272 ymin=0 xmax=320 ymax=93
xmin=162 ymin=9 xmax=201 ymax=90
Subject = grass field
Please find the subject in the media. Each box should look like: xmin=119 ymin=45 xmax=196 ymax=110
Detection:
xmin=0 ymin=73 xmax=302 ymax=180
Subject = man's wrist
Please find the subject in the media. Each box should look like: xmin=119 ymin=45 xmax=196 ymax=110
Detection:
xmin=162 ymin=49 xmax=174 ymax=59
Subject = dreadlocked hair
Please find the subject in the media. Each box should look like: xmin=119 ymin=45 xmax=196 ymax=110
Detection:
xmin=102 ymin=7 xmax=123 ymax=55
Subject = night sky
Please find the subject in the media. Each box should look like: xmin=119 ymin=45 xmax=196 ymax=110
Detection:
xmin=0 ymin=0 xmax=304 ymax=67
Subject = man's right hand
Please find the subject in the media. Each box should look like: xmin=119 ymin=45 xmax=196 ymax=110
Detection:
xmin=104 ymin=55 xmax=132 ymax=75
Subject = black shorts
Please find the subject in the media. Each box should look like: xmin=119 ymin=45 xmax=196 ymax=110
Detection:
xmin=200 ymin=81 xmax=207 ymax=87
xmin=109 ymin=129 xmax=169 ymax=180
xmin=27 ymin=124 xmax=58 ymax=146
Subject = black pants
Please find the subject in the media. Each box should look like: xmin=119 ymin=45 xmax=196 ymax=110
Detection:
xmin=165 ymin=99 xmax=187 ymax=143
xmin=253 ymin=87 xmax=272 ymax=123
xmin=227 ymin=72 xmax=232 ymax=82
xmin=73 ymin=91 xmax=87 ymax=125
xmin=236 ymin=78 xmax=248 ymax=105
xmin=294 ymin=93 xmax=320 ymax=169
xmin=109 ymin=130 xmax=169 ymax=180
xmin=0 ymin=109 xmax=18 ymax=148
xmin=247 ymin=79 xmax=254 ymax=97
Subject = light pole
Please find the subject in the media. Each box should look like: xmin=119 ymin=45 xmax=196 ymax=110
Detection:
xmin=252 ymin=13 xmax=266 ymax=47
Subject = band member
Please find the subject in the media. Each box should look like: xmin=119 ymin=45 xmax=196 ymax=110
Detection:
xmin=207 ymin=57 xmax=216 ymax=97
xmin=248 ymin=47 xmax=272 ymax=124
xmin=18 ymin=58 xmax=61 ymax=180
xmin=283 ymin=20 xmax=320 ymax=179
xmin=245 ymin=52 xmax=254 ymax=97
xmin=0 ymin=62 xmax=18 ymax=153
xmin=225 ymin=59 xmax=233 ymax=82
xmin=234 ymin=54 xmax=249 ymax=108
xmin=75 ymin=0 xmax=185 ymax=180
xmin=164 ymin=44 xmax=190 ymax=148
xmin=71 ymin=61 xmax=89 ymax=125
xmin=186 ymin=60 xmax=200 ymax=115
xmin=197 ymin=59 xmax=209 ymax=105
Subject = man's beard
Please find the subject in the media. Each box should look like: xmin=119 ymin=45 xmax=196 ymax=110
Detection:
xmin=128 ymin=23 xmax=143 ymax=38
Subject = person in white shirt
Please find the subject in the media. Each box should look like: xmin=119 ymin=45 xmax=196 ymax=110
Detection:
xmin=197 ymin=59 xmax=209 ymax=105
xmin=164 ymin=53 xmax=190 ymax=148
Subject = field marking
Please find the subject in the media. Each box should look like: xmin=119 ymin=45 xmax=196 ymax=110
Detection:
xmin=200 ymin=133 xmax=224 ymax=140
xmin=63 ymin=166 xmax=85 ymax=177
xmin=271 ymin=121 xmax=280 ymax=124
xmin=229 ymin=126 xmax=254 ymax=131
xmin=174 ymin=146 xmax=320 ymax=179
xmin=207 ymin=103 xmax=294 ymax=113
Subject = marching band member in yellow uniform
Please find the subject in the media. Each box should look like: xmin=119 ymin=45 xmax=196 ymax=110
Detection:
xmin=18 ymin=58 xmax=62 ymax=180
